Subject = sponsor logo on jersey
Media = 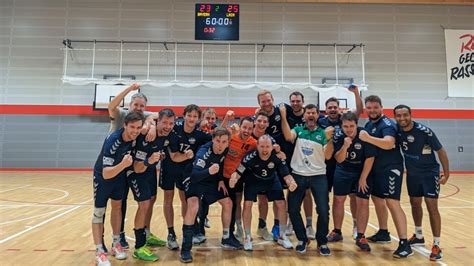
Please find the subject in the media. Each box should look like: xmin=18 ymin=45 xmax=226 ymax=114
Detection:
xmin=189 ymin=137 xmax=196 ymax=145
xmin=407 ymin=135 xmax=415 ymax=142
xmin=302 ymin=147 xmax=314 ymax=156
xmin=268 ymin=162 xmax=275 ymax=169
xmin=103 ymin=156 xmax=114 ymax=166
xmin=164 ymin=140 xmax=170 ymax=147
xmin=275 ymin=114 xmax=281 ymax=122
xmin=135 ymin=151 xmax=147 ymax=160
xmin=196 ymin=159 xmax=206 ymax=168
xmin=132 ymin=140 xmax=136 ymax=147
xmin=316 ymin=135 xmax=322 ymax=141
xmin=354 ymin=143 xmax=362 ymax=150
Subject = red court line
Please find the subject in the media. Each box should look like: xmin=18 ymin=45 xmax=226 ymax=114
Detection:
xmin=1 ymin=105 xmax=473 ymax=119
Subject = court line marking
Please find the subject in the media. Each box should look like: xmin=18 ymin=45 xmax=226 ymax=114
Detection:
xmin=0 ymin=185 xmax=31 ymax=193
xmin=344 ymin=210 xmax=447 ymax=266
xmin=0 ymin=207 xmax=71 ymax=226
xmin=0 ymin=198 xmax=91 ymax=244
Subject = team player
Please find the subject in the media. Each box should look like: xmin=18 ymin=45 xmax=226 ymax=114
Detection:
xmin=161 ymin=104 xmax=212 ymax=250
xmin=318 ymin=85 xmax=363 ymax=240
xmin=394 ymin=105 xmax=450 ymax=261
xmin=106 ymin=83 xmax=160 ymax=249
xmin=92 ymin=112 xmax=144 ymax=266
xmin=280 ymin=92 xmax=316 ymax=239
xmin=128 ymin=109 xmax=176 ymax=261
xmin=330 ymin=112 xmax=376 ymax=252
xmin=229 ymin=135 xmax=297 ymax=251
xmin=199 ymin=108 xmax=218 ymax=134
xmin=180 ymin=128 xmax=241 ymax=263
xmin=360 ymin=95 xmax=412 ymax=258
xmin=281 ymin=103 xmax=334 ymax=255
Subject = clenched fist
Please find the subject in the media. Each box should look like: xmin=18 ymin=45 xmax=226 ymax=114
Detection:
xmin=359 ymin=130 xmax=370 ymax=142
xmin=209 ymin=163 xmax=220 ymax=175
xmin=344 ymin=137 xmax=352 ymax=148
xmin=121 ymin=154 xmax=133 ymax=167
xmin=185 ymin=149 xmax=194 ymax=160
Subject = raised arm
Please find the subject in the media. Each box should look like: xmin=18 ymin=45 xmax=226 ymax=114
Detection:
xmin=279 ymin=104 xmax=297 ymax=143
xmin=349 ymin=85 xmax=363 ymax=117
xmin=108 ymin=83 xmax=140 ymax=119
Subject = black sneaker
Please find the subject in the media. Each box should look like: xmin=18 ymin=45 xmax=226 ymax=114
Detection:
xmin=180 ymin=250 xmax=193 ymax=263
xmin=393 ymin=243 xmax=414 ymax=258
xmin=221 ymin=236 xmax=242 ymax=249
xmin=101 ymin=238 xmax=108 ymax=254
xmin=355 ymin=237 xmax=371 ymax=252
xmin=296 ymin=240 xmax=309 ymax=254
xmin=318 ymin=244 xmax=331 ymax=256
xmin=119 ymin=232 xmax=129 ymax=249
xmin=408 ymin=234 xmax=425 ymax=246
xmin=367 ymin=230 xmax=391 ymax=243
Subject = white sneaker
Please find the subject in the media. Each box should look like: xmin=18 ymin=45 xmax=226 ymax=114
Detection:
xmin=306 ymin=226 xmax=316 ymax=240
xmin=285 ymin=223 xmax=294 ymax=236
xmin=257 ymin=227 xmax=274 ymax=241
xmin=244 ymin=237 xmax=253 ymax=251
xmin=111 ymin=242 xmax=127 ymax=260
xmin=278 ymin=235 xmax=293 ymax=249
xmin=235 ymin=223 xmax=244 ymax=243
xmin=352 ymin=226 xmax=358 ymax=240
xmin=204 ymin=218 xmax=211 ymax=228
xmin=96 ymin=251 xmax=111 ymax=266
xmin=193 ymin=234 xmax=207 ymax=245
xmin=167 ymin=234 xmax=179 ymax=250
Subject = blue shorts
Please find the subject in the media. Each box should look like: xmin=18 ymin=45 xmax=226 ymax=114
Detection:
xmin=244 ymin=175 xmax=285 ymax=202
xmin=407 ymin=174 xmax=440 ymax=199
xmin=185 ymin=182 xmax=228 ymax=205
xmin=93 ymin=173 xmax=127 ymax=208
xmin=159 ymin=167 xmax=186 ymax=191
xmin=127 ymin=169 xmax=157 ymax=202
xmin=333 ymin=169 xmax=359 ymax=196
xmin=368 ymin=166 xmax=404 ymax=200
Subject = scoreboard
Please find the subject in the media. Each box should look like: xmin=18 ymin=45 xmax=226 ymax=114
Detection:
xmin=195 ymin=4 xmax=239 ymax=41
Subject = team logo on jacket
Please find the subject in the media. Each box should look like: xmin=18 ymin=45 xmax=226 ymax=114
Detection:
xmin=189 ymin=138 xmax=196 ymax=144
xmin=302 ymin=147 xmax=314 ymax=156
xmin=354 ymin=143 xmax=362 ymax=150
xmin=275 ymin=115 xmax=281 ymax=122
xmin=132 ymin=140 xmax=136 ymax=147
xmin=268 ymin=162 xmax=275 ymax=169
xmin=164 ymin=140 xmax=169 ymax=147
xmin=407 ymin=135 xmax=415 ymax=143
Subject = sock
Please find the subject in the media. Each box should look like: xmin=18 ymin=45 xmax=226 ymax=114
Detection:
xmin=399 ymin=238 xmax=408 ymax=246
xmin=415 ymin=226 xmax=423 ymax=239
xmin=112 ymin=234 xmax=120 ymax=244
xmin=168 ymin=227 xmax=175 ymax=236
xmin=223 ymin=228 xmax=230 ymax=239
xmin=306 ymin=217 xmax=312 ymax=227
xmin=182 ymin=224 xmax=194 ymax=252
xmin=334 ymin=228 xmax=342 ymax=235
xmin=134 ymin=228 xmax=146 ymax=249
xmin=273 ymin=219 xmax=279 ymax=226
xmin=236 ymin=219 xmax=242 ymax=225
xmin=258 ymin=218 xmax=266 ymax=229
xmin=280 ymin=224 xmax=287 ymax=238
xmin=433 ymin=237 xmax=440 ymax=246
xmin=145 ymin=227 xmax=151 ymax=238
xmin=352 ymin=219 xmax=357 ymax=228
xmin=357 ymin=233 xmax=364 ymax=239
xmin=96 ymin=244 xmax=105 ymax=253
xmin=245 ymin=229 xmax=251 ymax=238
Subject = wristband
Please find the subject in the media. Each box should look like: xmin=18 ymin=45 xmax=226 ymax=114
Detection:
xmin=143 ymin=158 xmax=150 ymax=167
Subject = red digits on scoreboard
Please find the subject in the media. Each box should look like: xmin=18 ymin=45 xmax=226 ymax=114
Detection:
xmin=206 ymin=4 xmax=211 ymax=13
xmin=227 ymin=5 xmax=238 ymax=13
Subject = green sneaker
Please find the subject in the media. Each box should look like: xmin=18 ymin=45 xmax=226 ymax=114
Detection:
xmin=146 ymin=233 xmax=167 ymax=247
xmin=133 ymin=246 xmax=159 ymax=261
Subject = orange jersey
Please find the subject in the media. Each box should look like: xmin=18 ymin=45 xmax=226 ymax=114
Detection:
xmin=223 ymin=133 xmax=257 ymax=178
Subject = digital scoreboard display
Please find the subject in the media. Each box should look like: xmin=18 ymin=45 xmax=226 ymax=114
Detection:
xmin=195 ymin=4 xmax=239 ymax=41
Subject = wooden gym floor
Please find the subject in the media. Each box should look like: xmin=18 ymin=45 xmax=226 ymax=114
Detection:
xmin=0 ymin=171 xmax=472 ymax=265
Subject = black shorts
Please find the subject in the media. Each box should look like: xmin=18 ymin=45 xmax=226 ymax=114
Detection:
xmin=185 ymin=182 xmax=228 ymax=205
xmin=407 ymin=174 xmax=440 ymax=199
xmin=93 ymin=174 xmax=127 ymax=208
xmin=127 ymin=170 xmax=157 ymax=202
xmin=333 ymin=169 xmax=359 ymax=196
xmin=223 ymin=177 xmax=243 ymax=193
xmin=369 ymin=166 xmax=403 ymax=200
xmin=159 ymin=168 xmax=186 ymax=191
xmin=244 ymin=175 xmax=285 ymax=202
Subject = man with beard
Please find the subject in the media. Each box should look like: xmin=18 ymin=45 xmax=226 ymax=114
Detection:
xmin=229 ymin=135 xmax=297 ymax=251
xmin=180 ymin=128 xmax=241 ymax=263
xmin=92 ymin=112 xmax=144 ymax=266
xmin=318 ymin=85 xmax=363 ymax=241
xmin=280 ymin=91 xmax=316 ymax=239
xmin=394 ymin=105 xmax=449 ymax=261
xmin=359 ymin=95 xmax=412 ymax=258
xmin=281 ymin=104 xmax=334 ymax=255
xmin=129 ymin=109 xmax=176 ymax=261
xmin=161 ymin=104 xmax=212 ymax=250
xmin=332 ymin=112 xmax=376 ymax=252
